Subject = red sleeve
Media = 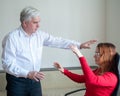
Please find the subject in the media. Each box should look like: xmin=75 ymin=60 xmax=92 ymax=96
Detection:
xmin=63 ymin=68 xmax=85 ymax=83
xmin=79 ymin=57 xmax=117 ymax=86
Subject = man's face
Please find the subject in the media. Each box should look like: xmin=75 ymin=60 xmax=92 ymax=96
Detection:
xmin=23 ymin=16 xmax=40 ymax=35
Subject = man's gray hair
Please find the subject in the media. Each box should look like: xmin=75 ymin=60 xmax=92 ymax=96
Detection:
xmin=20 ymin=6 xmax=40 ymax=23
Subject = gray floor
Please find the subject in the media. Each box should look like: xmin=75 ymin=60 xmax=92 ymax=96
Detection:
xmin=0 ymin=88 xmax=85 ymax=96
xmin=42 ymin=87 xmax=85 ymax=96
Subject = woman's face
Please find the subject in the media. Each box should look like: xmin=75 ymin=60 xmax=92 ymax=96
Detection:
xmin=94 ymin=43 xmax=116 ymax=68
xmin=94 ymin=47 xmax=101 ymax=65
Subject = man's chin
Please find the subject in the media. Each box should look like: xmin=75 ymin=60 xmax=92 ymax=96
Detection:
xmin=33 ymin=30 xmax=37 ymax=33
xmin=34 ymin=29 xmax=38 ymax=32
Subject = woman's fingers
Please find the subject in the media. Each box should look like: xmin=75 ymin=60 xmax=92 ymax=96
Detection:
xmin=54 ymin=62 xmax=61 ymax=69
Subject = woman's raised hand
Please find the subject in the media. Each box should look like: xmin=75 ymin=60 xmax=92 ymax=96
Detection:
xmin=70 ymin=45 xmax=83 ymax=57
xmin=53 ymin=62 xmax=64 ymax=73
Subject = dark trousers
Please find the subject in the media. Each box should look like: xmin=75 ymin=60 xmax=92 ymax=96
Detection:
xmin=6 ymin=73 xmax=42 ymax=96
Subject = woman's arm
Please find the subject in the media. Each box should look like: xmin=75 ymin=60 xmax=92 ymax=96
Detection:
xmin=54 ymin=62 xmax=85 ymax=83
xmin=70 ymin=45 xmax=117 ymax=86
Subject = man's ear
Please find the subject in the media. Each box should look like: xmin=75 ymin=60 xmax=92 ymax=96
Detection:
xmin=22 ymin=21 xmax=28 ymax=27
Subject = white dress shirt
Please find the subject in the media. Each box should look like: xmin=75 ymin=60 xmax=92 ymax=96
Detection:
xmin=2 ymin=26 xmax=80 ymax=78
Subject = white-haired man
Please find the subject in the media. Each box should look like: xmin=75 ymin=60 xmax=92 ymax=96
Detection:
xmin=2 ymin=6 xmax=96 ymax=96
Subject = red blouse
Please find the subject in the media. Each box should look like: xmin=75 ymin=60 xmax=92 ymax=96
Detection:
xmin=63 ymin=57 xmax=118 ymax=96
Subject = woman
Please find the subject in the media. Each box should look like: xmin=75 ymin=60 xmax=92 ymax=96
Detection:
xmin=54 ymin=43 xmax=119 ymax=96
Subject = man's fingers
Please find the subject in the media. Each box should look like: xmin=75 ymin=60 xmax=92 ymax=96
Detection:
xmin=32 ymin=72 xmax=45 ymax=81
xmin=89 ymin=40 xmax=97 ymax=44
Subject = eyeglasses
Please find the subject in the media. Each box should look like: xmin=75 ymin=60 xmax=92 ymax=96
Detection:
xmin=95 ymin=52 xmax=101 ymax=57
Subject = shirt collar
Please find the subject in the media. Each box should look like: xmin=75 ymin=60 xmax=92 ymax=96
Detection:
xmin=19 ymin=26 xmax=39 ymax=37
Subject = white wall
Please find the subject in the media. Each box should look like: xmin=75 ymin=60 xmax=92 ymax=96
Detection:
xmin=106 ymin=0 xmax=120 ymax=53
xmin=0 ymin=0 xmax=106 ymax=69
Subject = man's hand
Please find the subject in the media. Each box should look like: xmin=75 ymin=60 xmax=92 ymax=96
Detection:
xmin=80 ymin=40 xmax=97 ymax=49
xmin=27 ymin=71 xmax=45 ymax=82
